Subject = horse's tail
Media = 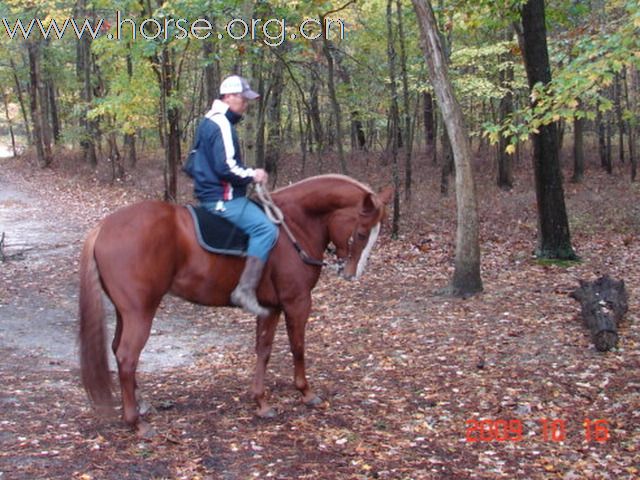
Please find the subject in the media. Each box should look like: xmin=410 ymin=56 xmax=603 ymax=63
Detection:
xmin=78 ymin=225 xmax=114 ymax=412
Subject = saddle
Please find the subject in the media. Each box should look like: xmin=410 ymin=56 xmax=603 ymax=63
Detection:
xmin=186 ymin=205 xmax=248 ymax=256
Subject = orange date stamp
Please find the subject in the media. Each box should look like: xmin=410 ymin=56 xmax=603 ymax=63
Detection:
xmin=465 ymin=418 xmax=610 ymax=443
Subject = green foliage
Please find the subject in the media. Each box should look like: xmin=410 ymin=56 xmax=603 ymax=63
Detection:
xmin=0 ymin=0 xmax=637 ymax=159
xmin=483 ymin=0 xmax=640 ymax=151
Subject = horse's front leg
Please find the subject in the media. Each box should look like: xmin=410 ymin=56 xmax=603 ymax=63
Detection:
xmin=284 ymin=300 xmax=322 ymax=407
xmin=252 ymin=309 xmax=281 ymax=418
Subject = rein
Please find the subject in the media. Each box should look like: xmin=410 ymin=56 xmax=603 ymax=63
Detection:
xmin=254 ymin=184 xmax=327 ymax=268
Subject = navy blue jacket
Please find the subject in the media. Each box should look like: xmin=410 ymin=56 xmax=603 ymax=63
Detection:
xmin=188 ymin=99 xmax=256 ymax=202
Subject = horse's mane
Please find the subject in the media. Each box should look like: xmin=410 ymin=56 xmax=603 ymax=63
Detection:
xmin=274 ymin=174 xmax=374 ymax=195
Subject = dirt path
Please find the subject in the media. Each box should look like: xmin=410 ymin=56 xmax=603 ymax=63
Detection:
xmin=0 ymin=168 xmax=244 ymax=374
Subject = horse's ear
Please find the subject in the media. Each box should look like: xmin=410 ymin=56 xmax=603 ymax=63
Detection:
xmin=361 ymin=192 xmax=379 ymax=216
xmin=362 ymin=187 xmax=393 ymax=216
xmin=377 ymin=186 xmax=394 ymax=205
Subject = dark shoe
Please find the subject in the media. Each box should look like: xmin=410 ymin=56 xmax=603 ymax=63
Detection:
xmin=231 ymin=256 xmax=270 ymax=317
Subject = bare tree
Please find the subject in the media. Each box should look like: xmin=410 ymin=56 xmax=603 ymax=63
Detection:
xmin=386 ymin=0 xmax=401 ymax=238
xmin=412 ymin=0 xmax=483 ymax=296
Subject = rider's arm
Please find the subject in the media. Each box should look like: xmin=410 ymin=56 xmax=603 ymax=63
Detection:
xmin=210 ymin=119 xmax=255 ymax=185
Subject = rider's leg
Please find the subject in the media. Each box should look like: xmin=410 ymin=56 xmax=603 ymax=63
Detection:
xmin=211 ymin=198 xmax=278 ymax=316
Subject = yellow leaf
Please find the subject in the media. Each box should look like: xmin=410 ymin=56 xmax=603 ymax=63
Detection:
xmin=505 ymin=144 xmax=516 ymax=155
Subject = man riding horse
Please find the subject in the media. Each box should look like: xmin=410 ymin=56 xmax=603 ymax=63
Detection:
xmin=185 ymin=75 xmax=277 ymax=317
xmin=78 ymin=76 xmax=393 ymax=436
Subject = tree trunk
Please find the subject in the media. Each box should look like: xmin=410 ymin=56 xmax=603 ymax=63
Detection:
xmin=38 ymin=63 xmax=53 ymax=157
xmin=155 ymin=44 xmax=180 ymax=202
xmin=47 ymin=80 xmax=60 ymax=144
xmin=432 ymin=110 xmax=439 ymax=164
xmin=627 ymin=67 xmax=638 ymax=181
xmin=203 ymin=25 xmax=220 ymax=107
xmin=166 ymin=57 xmax=180 ymax=202
xmin=396 ymin=0 xmax=413 ymax=201
xmin=320 ymin=28 xmax=348 ymax=174
xmin=386 ymin=0 xmax=401 ymax=239
xmin=124 ymin=50 xmax=136 ymax=168
xmin=571 ymin=109 xmax=585 ymax=183
xmin=27 ymin=40 xmax=51 ymax=168
xmin=254 ymin=69 xmax=267 ymax=170
xmin=297 ymin=100 xmax=308 ymax=175
xmin=107 ymin=128 xmax=124 ymax=181
xmin=351 ymin=117 xmax=366 ymax=151
xmin=76 ymin=0 xmax=97 ymax=166
xmin=2 ymin=90 xmax=17 ymax=156
xmin=9 ymin=58 xmax=31 ymax=144
xmin=606 ymin=114 xmax=613 ymax=171
xmin=309 ymin=78 xmax=324 ymax=155
xmin=412 ymin=0 xmax=482 ymax=296
xmin=423 ymin=91 xmax=435 ymax=147
xmin=331 ymin=47 xmax=366 ymax=153
xmin=614 ymin=72 xmax=625 ymax=164
xmin=440 ymin=128 xmax=454 ymax=195
xmin=265 ymin=58 xmax=284 ymax=177
xmin=520 ymin=0 xmax=577 ymax=260
xmin=557 ymin=118 xmax=565 ymax=154
xmin=597 ymin=104 xmax=611 ymax=173
xmin=497 ymin=32 xmax=514 ymax=190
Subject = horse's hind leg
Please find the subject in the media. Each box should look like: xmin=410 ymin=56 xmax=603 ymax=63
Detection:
xmin=115 ymin=311 xmax=153 ymax=436
xmin=112 ymin=311 xmax=151 ymax=417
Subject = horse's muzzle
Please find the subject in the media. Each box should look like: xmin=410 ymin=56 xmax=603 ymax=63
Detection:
xmin=339 ymin=261 xmax=359 ymax=281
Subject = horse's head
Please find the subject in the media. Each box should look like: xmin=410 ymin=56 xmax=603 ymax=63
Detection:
xmin=328 ymin=186 xmax=393 ymax=280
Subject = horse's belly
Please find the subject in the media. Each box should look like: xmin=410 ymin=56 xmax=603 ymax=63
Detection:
xmin=169 ymin=251 xmax=243 ymax=307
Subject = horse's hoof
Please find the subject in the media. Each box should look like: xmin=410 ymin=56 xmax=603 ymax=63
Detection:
xmin=136 ymin=420 xmax=157 ymax=440
xmin=256 ymin=406 xmax=277 ymax=419
xmin=304 ymin=395 xmax=323 ymax=407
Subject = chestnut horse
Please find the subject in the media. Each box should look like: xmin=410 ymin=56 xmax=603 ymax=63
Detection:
xmin=79 ymin=174 xmax=392 ymax=434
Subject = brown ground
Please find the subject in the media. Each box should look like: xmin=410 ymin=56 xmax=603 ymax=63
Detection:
xmin=0 ymin=147 xmax=638 ymax=479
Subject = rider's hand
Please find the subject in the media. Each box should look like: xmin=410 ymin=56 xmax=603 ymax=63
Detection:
xmin=253 ymin=169 xmax=268 ymax=185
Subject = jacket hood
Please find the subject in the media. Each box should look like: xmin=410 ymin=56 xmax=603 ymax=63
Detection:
xmin=211 ymin=99 xmax=242 ymax=125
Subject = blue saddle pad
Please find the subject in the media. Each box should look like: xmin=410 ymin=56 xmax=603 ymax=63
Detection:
xmin=186 ymin=205 xmax=248 ymax=256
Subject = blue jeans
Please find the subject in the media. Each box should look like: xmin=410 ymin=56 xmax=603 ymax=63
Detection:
xmin=202 ymin=197 xmax=278 ymax=262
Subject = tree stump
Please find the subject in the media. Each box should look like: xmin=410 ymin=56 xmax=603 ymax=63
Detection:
xmin=570 ymin=275 xmax=629 ymax=351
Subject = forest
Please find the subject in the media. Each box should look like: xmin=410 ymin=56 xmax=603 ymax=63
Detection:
xmin=0 ymin=0 xmax=638 ymax=478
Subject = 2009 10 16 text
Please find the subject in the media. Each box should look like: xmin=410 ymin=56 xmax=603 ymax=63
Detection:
xmin=465 ymin=418 xmax=610 ymax=443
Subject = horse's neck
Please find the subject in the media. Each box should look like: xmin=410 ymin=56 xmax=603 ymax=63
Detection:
xmin=281 ymin=180 xmax=364 ymax=213
xmin=274 ymin=180 xmax=364 ymax=254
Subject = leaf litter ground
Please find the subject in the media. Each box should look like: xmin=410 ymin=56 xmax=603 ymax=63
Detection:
xmin=0 ymin=150 xmax=638 ymax=479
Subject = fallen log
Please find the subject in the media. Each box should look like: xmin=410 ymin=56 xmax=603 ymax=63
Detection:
xmin=570 ymin=275 xmax=629 ymax=352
